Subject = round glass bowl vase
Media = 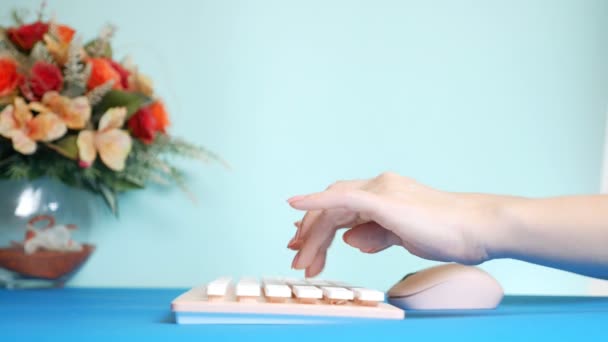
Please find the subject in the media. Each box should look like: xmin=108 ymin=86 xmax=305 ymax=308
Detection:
xmin=0 ymin=178 xmax=98 ymax=289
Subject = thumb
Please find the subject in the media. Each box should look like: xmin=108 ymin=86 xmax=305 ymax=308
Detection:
xmin=343 ymin=222 xmax=402 ymax=253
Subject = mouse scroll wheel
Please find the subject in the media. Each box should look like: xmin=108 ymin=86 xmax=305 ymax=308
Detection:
xmin=400 ymin=272 xmax=417 ymax=281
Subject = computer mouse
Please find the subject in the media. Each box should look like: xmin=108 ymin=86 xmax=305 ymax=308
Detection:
xmin=387 ymin=263 xmax=504 ymax=310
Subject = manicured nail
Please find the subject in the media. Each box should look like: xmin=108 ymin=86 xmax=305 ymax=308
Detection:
xmin=291 ymin=253 xmax=301 ymax=269
xmin=291 ymin=239 xmax=302 ymax=250
xmin=288 ymin=237 xmax=302 ymax=249
xmin=287 ymin=195 xmax=307 ymax=203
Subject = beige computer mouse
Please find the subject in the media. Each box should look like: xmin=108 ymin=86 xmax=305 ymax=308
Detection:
xmin=387 ymin=263 xmax=504 ymax=310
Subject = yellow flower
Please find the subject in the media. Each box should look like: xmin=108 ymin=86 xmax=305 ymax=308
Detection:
xmin=29 ymin=91 xmax=91 ymax=130
xmin=77 ymin=107 xmax=132 ymax=171
xmin=0 ymin=97 xmax=67 ymax=155
xmin=122 ymin=57 xmax=154 ymax=96
xmin=43 ymin=23 xmax=77 ymax=66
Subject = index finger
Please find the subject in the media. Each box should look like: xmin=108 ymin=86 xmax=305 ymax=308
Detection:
xmin=288 ymin=189 xmax=379 ymax=213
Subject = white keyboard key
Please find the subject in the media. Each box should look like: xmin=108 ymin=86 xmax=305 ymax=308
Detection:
xmin=329 ymin=280 xmax=351 ymax=287
xmin=285 ymin=278 xmax=309 ymax=286
xmin=321 ymin=286 xmax=354 ymax=301
xmin=305 ymin=279 xmax=333 ymax=286
xmin=292 ymin=285 xmax=323 ymax=299
xmin=262 ymin=277 xmax=285 ymax=285
xmin=264 ymin=283 xmax=292 ymax=298
xmin=206 ymin=277 xmax=232 ymax=297
xmin=236 ymin=277 xmax=261 ymax=298
xmin=353 ymin=288 xmax=384 ymax=302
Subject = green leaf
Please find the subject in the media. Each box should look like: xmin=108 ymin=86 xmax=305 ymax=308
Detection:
xmin=84 ymin=39 xmax=113 ymax=58
xmin=111 ymin=177 xmax=145 ymax=192
xmin=94 ymin=90 xmax=148 ymax=119
xmin=0 ymin=154 xmax=18 ymax=169
xmin=98 ymin=183 xmax=118 ymax=216
xmin=45 ymin=135 xmax=79 ymax=160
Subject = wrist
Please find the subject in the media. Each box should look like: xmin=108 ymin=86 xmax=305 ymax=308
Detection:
xmin=479 ymin=194 xmax=528 ymax=261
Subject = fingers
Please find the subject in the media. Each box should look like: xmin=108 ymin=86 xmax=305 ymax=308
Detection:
xmin=288 ymin=189 xmax=379 ymax=213
xmin=289 ymin=180 xmax=365 ymax=249
xmin=288 ymin=210 xmax=321 ymax=250
xmin=305 ymin=250 xmax=326 ymax=278
xmin=287 ymin=220 xmax=303 ymax=248
xmin=305 ymin=233 xmax=333 ymax=277
xmin=288 ymin=180 xmax=379 ymax=273
xmin=343 ymin=222 xmax=402 ymax=253
xmin=292 ymin=210 xmax=345 ymax=270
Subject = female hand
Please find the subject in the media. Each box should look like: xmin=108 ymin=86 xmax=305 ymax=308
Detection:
xmin=287 ymin=172 xmax=505 ymax=277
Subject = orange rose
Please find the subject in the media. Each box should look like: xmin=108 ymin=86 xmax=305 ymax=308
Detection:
xmin=0 ymin=58 xmax=22 ymax=97
xmin=149 ymin=101 xmax=170 ymax=133
xmin=55 ymin=25 xmax=75 ymax=44
xmin=87 ymin=58 xmax=122 ymax=90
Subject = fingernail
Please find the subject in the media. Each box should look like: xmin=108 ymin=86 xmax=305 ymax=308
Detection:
xmin=287 ymin=195 xmax=307 ymax=203
xmin=293 ymin=221 xmax=302 ymax=228
xmin=288 ymin=237 xmax=302 ymax=250
xmin=291 ymin=253 xmax=301 ymax=269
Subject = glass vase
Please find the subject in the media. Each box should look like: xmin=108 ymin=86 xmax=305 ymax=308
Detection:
xmin=0 ymin=178 xmax=99 ymax=289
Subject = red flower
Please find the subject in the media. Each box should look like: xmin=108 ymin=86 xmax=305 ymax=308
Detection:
xmin=128 ymin=101 xmax=170 ymax=144
xmin=87 ymin=58 xmax=122 ymax=90
xmin=108 ymin=60 xmax=131 ymax=89
xmin=7 ymin=21 xmax=49 ymax=51
xmin=0 ymin=58 xmax=22 ymax=97
xmin=128 ymin=106 xmax=157 ymax=144
xmin=21 ymin=62 xmax=64 ymax=101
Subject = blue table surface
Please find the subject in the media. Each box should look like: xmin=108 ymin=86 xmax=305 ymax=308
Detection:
xmin=1 ymin=288 xmax=607 ymax=341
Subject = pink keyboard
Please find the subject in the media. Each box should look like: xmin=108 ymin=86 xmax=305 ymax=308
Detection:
xmin=172 ymin=276 xmax=405 ymax=324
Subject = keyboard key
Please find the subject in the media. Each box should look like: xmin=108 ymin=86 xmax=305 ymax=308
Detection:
xmin=305 ymin=279 xmax=333 ymax=286
xmin=206 ymin=277 xmax=232 ymax=298
xmin=285 ymin=278 xmax=309 ymax=286
xmin=236 ymin=277 xmax=261 ymax=301
xmin=292 ymin=285 xmax=322 ymax=304
xmin=261 ymin=277 xmax=284 ymax=285
xmin=321 ymin=286 xmax=354 ymax=304
xmin=353 ymin=288 xmax=385 ymax=306
xmin=264 ymin=283 xmax=292 ymax=303
xmin=329 ymin=280 xmax=351 ymax=287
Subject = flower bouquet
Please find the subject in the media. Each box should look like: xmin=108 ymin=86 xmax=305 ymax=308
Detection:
xmin=0 ymin=6 xmax=224 ymax=287
xmin=0 ymin=7 xmax=223 ymax=215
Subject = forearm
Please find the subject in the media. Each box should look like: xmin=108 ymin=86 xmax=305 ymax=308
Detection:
xmin=486 ymin=195 xmax=608 ymax=279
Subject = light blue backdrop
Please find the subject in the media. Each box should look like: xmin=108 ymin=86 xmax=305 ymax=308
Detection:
xmin=2 ymin=0 xmax=608 ymax=294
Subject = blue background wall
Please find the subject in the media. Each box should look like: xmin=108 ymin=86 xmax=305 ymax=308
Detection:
xmin=2 ymin=0 xmax=608 ymax=294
